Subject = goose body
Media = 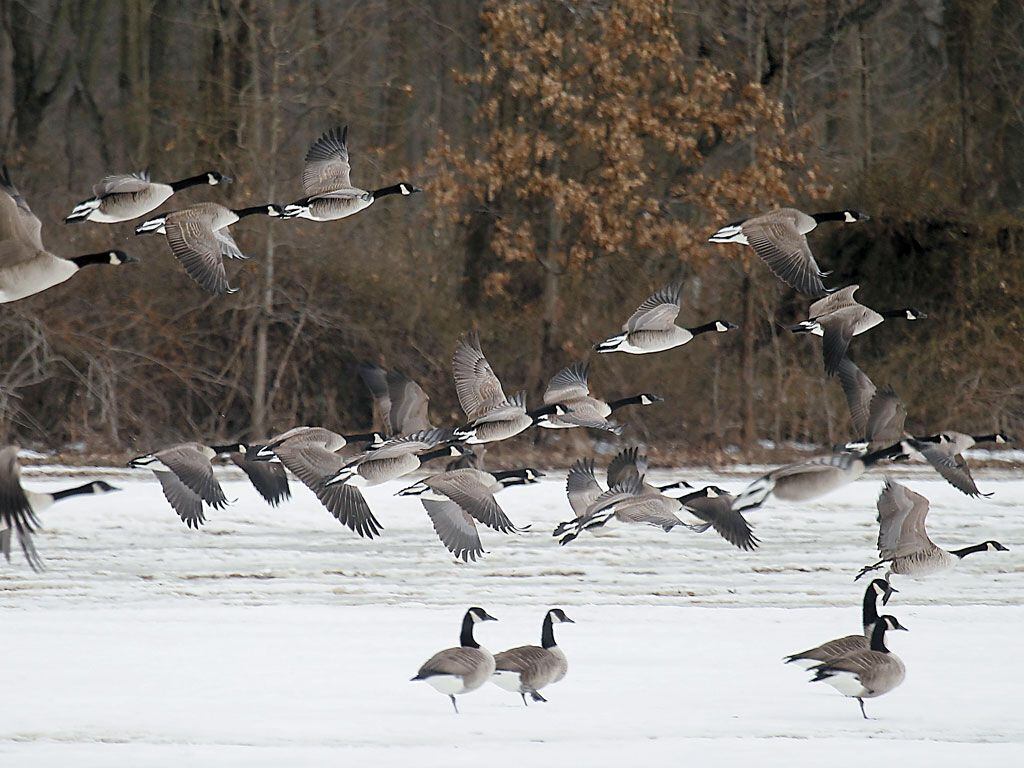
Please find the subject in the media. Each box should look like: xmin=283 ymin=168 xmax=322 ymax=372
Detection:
xmin=282 ymin=126 xmax=420 ymax=222
xmin=135 ymin=201 xmax=282 ymax=294
xmin=595 ymin=283 xmax=737 ymax=354
xmin=856 ymin=479 xmax=1008 ymax=583
xmin=788 ymin=286 xmax=925 ymax=376
xmin=325 ymin=428 xmax=460 ymax=487
xmin=412 ymin=607 xmax=498 ymax=712
xmin=358 ymin=364 xmax=434 ymax=436
xmin=398 ymin=467 xmax=537 ymax=561
xmin=901 ymin=431 xmax=1010 ymax=497
xmin=1 ymin=166 xmax=134 ymax=303
xmin=709 ymin=207 xmax=868 ymax=297
xmin=64 ymin=170 xmax=229 ymax=224
xmin=809 ymin=615 xmax=908 ymax=719
xmin=539 ymin=362 xmax=661 ymax=434
xmin=784 ymin=579 xmax=894 ymax=669
xmin=835 ymin=357 xmax=908 ymax=448
xmin=129 ymin=442 xmax=234 ymax=528
xmin=492 ymin=609 xmax=574 ymax=705
xmin=1 ymin=445 xmax=119 ymax=571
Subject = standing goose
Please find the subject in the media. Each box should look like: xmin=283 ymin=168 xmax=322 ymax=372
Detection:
xmin=397 ymin=467 xmax=538 ymax=561
xmin=538 ymin=362 xmax=662 ymax=434
xmin=709 ymin=207 xmax=869 ymax=297
xmin=901 ymin=431 xmax=1011 ymax=498
xmin=358 ymin=363 xmax=434 ymax=437
xmin=1 ymin=445 xmax=120 ymax=571
xmin=836 ymin=356 xmax=908 ymax=450
xmin=129 ymin=442 xmax=242 ymax=528
xmin=492 ymin=608 xmax=575 ymax=705
xmin=595 ymin=282 xmax=737 ymax=354
xmin=64 ymin=170 xmax=230 ymax=224
xmin=247 ymin=426 xmax=383 ymax=538
xmin=451 ymin=332 xmax=564 ymax=444
xmin=135 ymin=201 xmax=283 ymax=294
xmin=730 ymin=442 xmax=904 ymax=513
xmin=788 ymin=285 xmax=926 ymax=376
xmin=784 ymin=579 xmax=897 ymax=669
xmin=282 ymin=126 xmax=420 ymax=221
xmin=324 ymin=428 xmax=462 ymax=488
xmin=809 ymin=615 xmax=908 ymax=719
xmin=856 ymin=479 xmax=1009 ymax=586
xmin=0 ymin=166 xmax=135 ymax=304
xmin=411 ymin=606 xmax=498 ymax=713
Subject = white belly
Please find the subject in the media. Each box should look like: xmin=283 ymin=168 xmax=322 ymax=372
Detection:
xmin=424 ymin=675 xmax=469 ymax=695
xmin=819 ymin=670 xmax=867 ymax=697
xmin=0 ymin=254 xmax=78 ymax=303
xmin=490 ymin=670 xmax=524 ymax=693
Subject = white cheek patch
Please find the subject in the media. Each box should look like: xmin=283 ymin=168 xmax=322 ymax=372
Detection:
xmin=844 ymin=211 xmax=857 ymax=222
xmin=400 ymin=184 xmax=411 ymax=195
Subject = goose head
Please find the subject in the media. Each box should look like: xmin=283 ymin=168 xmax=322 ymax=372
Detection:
xmin=547 ymin=608 xmax=575 ymax=624
xmin=903 ymin=308 xmax=927 ymax=320
xmin=714 ymin=320 xmax=739 ymax=332
xmin=466 ymin=606 xmax=498 ymax=623
xmin=843 ymin=210 xmax=870 ymax=223
xmin=89 ymin=480 xmax=120 ymax=494
xmin=108 ymin=250 xmax=137 ymax=265
xmin=397 ymin=182 xmax=422 ymax=195
xmin=638 ymin=393 xmax=663 ymax=407
xmin=880 ymin=615 xmax=909 ymax=631
xmin=206 ymin=171 xmax=232 ymax=185
xmin=985 ymin=540 xmax=1010 ymax=552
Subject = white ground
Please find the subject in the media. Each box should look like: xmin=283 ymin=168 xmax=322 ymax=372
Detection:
xmin=2 ymin=462 xmax=1022 ymax=766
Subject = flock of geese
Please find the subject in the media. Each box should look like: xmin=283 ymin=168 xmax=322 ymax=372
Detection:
xmin=0 ymin=125 xmax=1014 ymax=719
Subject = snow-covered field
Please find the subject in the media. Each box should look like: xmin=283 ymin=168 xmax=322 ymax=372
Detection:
xmin=2 ymin=463 xmax=1022 ymax=766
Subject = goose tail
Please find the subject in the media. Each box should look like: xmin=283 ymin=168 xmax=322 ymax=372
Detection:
xmin=708 ymin=223 xmax=749 ymax=244
xmin=64 ymin=198 xmax=101 ymax=224
xmin=594 ymin=333 xmax=627 ymax=353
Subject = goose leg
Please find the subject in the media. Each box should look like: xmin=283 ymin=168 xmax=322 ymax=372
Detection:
xmin=520 ymin=693 xmax=529 ymax=707
xmin=450 ymin=694 xmax=459 ymax=714
xmin=855 ymin=559 xmax=887 ymax=581
xmin=858 ymin=698 xmax=868 ymax=719
xmin=530 ymin=691 xmax=547 ymax=703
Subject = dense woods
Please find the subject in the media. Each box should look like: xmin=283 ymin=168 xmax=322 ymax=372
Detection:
xmin=0 ymin=0 xmax=1021 ymax=460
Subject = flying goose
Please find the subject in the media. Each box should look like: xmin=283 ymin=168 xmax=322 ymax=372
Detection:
xmin=129 ymin=442 xmax=244 ymax=527
xmin=836 ymin=357 xmax=907 ymax=450
xmin=856 ymin=479 xmax=1008 ymax=586
xmin=358 ymin=363 xmax=434 ymax=437
xmin=226 ymin=451 xmax=291 ymax=507
xmin=539 ymin=362 xmax=662 ymax=434
xmin=451 ymin=332 xmax=564 ymax=444
xmin=0 ymin=166 xmax=135 ymax=304
xmin=709 ymin=207 xmax=869 ymax=297
xmin=282 ymin=126 xmax=420 ymax=221
xmin=900 ymin=431 xmax=1011 ymax=498
xmin=492 ymin=608 xmax=574 ymax=705
xmin=604 ymin=446 xmax=692 ymax=495
xmin=325 ymin=428 xmax=462 ymax=488
xmin=65 ymin=170 xmax=230 ymax=224
xmin=730 ymin=442 xmax=904 ymax=513
xmin=809 ymin=614 xmax=908 ymax=719
xmin=787 ymin=285 xmax=926 ymax=376
xmin=1 ymin=445 xmax=119 ymax=571
xmin=784 ymin=579 xmax=896 ymax=669
xmin=555 ymin=472 xmax=686 ymax=544
xmin=397 ymin=467 xmax=537 ymax=561
xmin=595 ymin=282 xmax=737 ymax=354
xmin=411 ymin=606 xmax=498 ymax=713
xmin=135 ymin=201 xmax=283 ymax=294
xmin=247 ymin=426 xmax=383 ymax=538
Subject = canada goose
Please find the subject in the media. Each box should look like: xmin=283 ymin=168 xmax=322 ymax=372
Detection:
xmin=226 ymin=452 xmax=291 ymax=507
xmin=709 ymin=207 xmax=869 ymax=297
xmin=539 ymin=362 xmax=662 ymax=434
xmin=0 ymin=166 xmax=135 ymax=303
xmin=492 ymin=608 xmax=574 ymax=705
xmin=451 ymin=332 xmax=564 ymax=444
xmin=556 ymin=473 xmax=687 ymax=544
xmin=282 ymin=126 xmax=420 ymax=221
xmin=397 ymin=467 xmax=538 ymax=561
xmin=64 ymin=170 xmax=230 ymax=224
xmin=411 ymin=606 xmax=498 ymax=713
xmin=856 ymin=479 xmax=1009 ymax=587
xmin=135 ymin=201 xmax=283 ymax=294
xmin=0 ymin=445 xmax=119 ymax=571
xmin=788 ymin=286 xmax=926 ymax=376
xmin=731 ymin=442 xmax=904 ymax=513
xmin=809 ymin=615 xmax=908 ymax=719
xmin=246 ymin=426 xmax=383 ymax=537
xmin=836 ymin=357 xmax=907 ymax=449
xmin=900 ymin=431 xmax=1011 ymax=498
xmin=129 ymin=442 xmax=244 ymax=527
xmin=595 ymin=282 xmax=737 ymax=354
xmin=604 ymin=446 xmax=692 ymax=495
xmin=325 ymin=428 xmax=462 ymax=488
xmin=784 ymin=579 xmax=896 ymax=669
xmin=358 ymin=363 xmax=433 ymax=436
xmin=674 ymin=485 xmax=759 ymax=551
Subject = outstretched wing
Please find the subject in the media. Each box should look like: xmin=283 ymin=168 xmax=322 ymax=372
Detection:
xmin=302 ymin=126 xmax=353 ymax=195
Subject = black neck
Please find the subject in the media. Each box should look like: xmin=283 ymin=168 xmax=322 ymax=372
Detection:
xmin=344 ymin=432 xmax=380 ymax=445
xmin=868 ymin=621 xmax=890 ymax=653
xmin=880 ymin=309 xmax=910 ymax=319
xmin=541 ymin=612 xmax=557 ymax=649
xmin=209 ymin=443 xmax=241 ymax=455
xmin=950 ymin=542 xmax=990 ymax=559
xmin=170 ymin=173 xmax=210 ymax=192
xmin=51 ymin=482 xmax=97 ymax=501
xmin=863 ymin=442 xmax=904 ymax=467
xmin=233 ymin=205 xmax=273 ymax=219
xmin=460 ymin=613 xmax=479 ymax=648
xmin=812 ymin=211 xmax=848 ymax=223
xmin=607 ymin=395 xmax=645 ymax=412
xmin=687 ymin=321 xmax=720 ymax=335
xmin=528 ymin=403 xmax=562 ymax=420
xmin=861 ymin=585 xmax=881 ymax=630
xmin=371 ymin=184 xmax=406 ymax=199
xmin=419 ymin=446 xmax=453 ymax=463
xmin=972 ymin=434 xmax=1001 ymax=445
xmin=70 ymin=252 xmax=116 ymax=268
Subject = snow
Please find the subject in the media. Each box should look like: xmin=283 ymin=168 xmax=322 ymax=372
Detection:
xmin=2 ymin=464 xmax=1022 ymax=766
